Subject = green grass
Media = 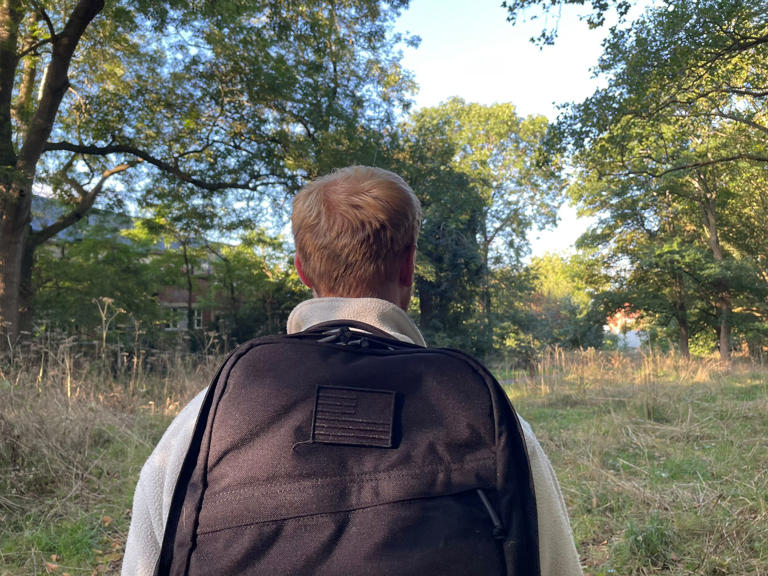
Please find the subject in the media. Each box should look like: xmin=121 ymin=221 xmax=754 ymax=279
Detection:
xmin=1 ymin=347 xmax=766 ymax=574
xmin=0 ymin=348 xmax=219 ymax=575
xmin=0 ymin=394 xmax=169 ymax=574
xmin=502 ymin=351 xmax=768 ymax=575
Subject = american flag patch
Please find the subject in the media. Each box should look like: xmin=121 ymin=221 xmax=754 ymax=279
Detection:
xmin=311 ymin=386 xmax=396 ymax=448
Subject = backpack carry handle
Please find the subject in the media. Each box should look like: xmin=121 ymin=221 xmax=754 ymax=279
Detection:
xmin=299 ymin=319 xmax=398 ymax=340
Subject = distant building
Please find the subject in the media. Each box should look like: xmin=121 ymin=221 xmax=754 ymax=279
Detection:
xmin=605 ymin=305 xmax=643 ymax=349
xmin=32 ymin=195 xmax=215 ymax=332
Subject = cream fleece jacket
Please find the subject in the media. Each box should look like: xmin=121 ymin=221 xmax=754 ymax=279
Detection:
xmin=122 ymin=297 xmax=583 ymax=575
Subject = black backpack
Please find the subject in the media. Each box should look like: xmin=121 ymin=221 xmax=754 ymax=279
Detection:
xmin=156 ymin=321 xmax=540 ymax=575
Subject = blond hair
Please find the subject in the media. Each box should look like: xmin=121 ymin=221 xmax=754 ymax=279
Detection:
xmin=292 ymin=166 xmax=422 ymax=297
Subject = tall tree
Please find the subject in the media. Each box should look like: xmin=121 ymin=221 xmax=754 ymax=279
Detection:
xmin=0 ymin=0 xmax=415 ymax=338
xmin=526 ymin=252 xmax=605 ymax=349
xmin=33 ymin=204 xmax=166 ymax=335
xmin=391 ymin=99 xmax=564 ymax=353
xmin=415 ymin=99 xmax=565 ymax=348
xmin=204 ymin=230 xmax=306 ymax=344
xmin=555 ymin=0 xmax=768 ymax=361
xmin=389 ymin=109 xmax=485 ymax=351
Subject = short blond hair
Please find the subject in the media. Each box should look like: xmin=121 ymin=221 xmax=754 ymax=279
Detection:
xmin=292 ymin=166 xmax=422 ymax=297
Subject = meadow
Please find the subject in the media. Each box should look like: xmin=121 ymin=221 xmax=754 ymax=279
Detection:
xmin=1 ymin=341 xmax=766 ymax=575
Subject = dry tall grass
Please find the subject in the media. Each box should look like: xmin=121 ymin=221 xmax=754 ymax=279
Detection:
xmin=498 ymin=348 xmax=768 ymax=576
xmin=0 ymin=336 xmax=219 ymax=574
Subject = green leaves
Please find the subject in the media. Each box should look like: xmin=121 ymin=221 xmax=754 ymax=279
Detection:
xmin=2 ymin=0 xmax=417 ymax=336
xmin=551 ymin=0 xmax=768 ymax=358
xmin=387 ymin=98 xmax=567 ymax=354
xmin=31 ymin=0 xmax=417 ymax=213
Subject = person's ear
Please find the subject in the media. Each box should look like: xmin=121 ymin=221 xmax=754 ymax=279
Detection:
xmin=294 ymin=253 xmax=312 ymax=288
xmin=399 ymin=245 xmax=416 ymax=287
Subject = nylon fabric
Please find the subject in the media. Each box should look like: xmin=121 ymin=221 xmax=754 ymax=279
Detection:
xmin=156 ymin=323 xmax=540 ymax=575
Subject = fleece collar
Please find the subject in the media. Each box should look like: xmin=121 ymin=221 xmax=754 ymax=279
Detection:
xmin=286 ymin=297 xmax=427 ymax=347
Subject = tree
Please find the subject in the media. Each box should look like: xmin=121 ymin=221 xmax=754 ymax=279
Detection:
xmin=417 ymin=99 xmax=565 ymax=348
xmin=0 ymin=0 xmax=415 ymax=339
xmin=205 ymin=231 xmax=307 ymax=344
xmin=128 ymin=201 xmax=215 ymax=350
xmin=526 ymin=252 xmax=604 ymax=349
xmin=33 ymin=208 xmax=166 ymax=337
xmin=389 ymin=99 xmax=564 ymax=354
xmin=389 ymin=110 xmax=485 ymax=351
xmin=550 ymin=1 xmax=768 ymax=362
xmin=502 ymin=0 xmax=633 ymax=44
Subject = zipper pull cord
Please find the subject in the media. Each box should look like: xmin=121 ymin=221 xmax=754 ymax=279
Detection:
xmin=477 ymin=488 xmax=505 ymax=540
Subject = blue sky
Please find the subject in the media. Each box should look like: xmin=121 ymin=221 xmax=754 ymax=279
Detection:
xmin=393 ymin=0 xmax=609 ymax=256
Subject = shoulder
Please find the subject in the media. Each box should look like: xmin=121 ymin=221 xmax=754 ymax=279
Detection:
xmin=138 ymin=387 xmax=209 ymax=525
xmin=123 ymin=387 xmax=209 ymax=575
xmin=516 ymin=414 xmax=584 ymax=576
xmin=515 ymin=414 xmax=559 ymax=495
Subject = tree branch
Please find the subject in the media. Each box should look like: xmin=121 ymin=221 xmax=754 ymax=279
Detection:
xmin=29 ymin=161 xmax=134 ymax=247
xmin=44 ymin=140 xmax=276 ymax=191
xmin=712 ymin=108 xmax=768 ymax=137
xmin=622 ymin=153 xmax=768 ymax=179
xmin=16 ymin=36 xmax=53 ymax=59
xmin=30 ymin=0 xmax=56 ymax=41
xmin=13 ymin=11 xmax=41 ymax=140
xmin=0 ymin=0 xmax=23 ymax=165
xmin=18 ymin=0 xmax=104 ymax=176
xmin=723 ymin=86 xmax=768 ymax=98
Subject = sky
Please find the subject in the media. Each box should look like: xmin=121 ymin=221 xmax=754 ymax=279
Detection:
xmin=392 ymin=0 xmax=610 ymax=257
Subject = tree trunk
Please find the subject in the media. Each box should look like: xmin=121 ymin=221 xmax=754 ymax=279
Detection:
xmin=697 ymin=175 xmax=731 ymax=363
xmin=417 ymin=279 xmax=433 ymax=332
xmin=18 ymin=238 xmax=35 ymax=333
xmin=672 ymin=271 xmax=690 ymax=359
xmin=717 ymin=292 xmax=731 ymax=363
xmin=181 ymin=241 xmax=196 ymax=352
xmin=676 ymin=304 xmax=690 ymax=359
xmin=480 ymin=241 xmax=493 ymax=351
xmin=0 ymin=0 xmax=105 ymax=339
xmin=0 ymin=179 xmax=32 ymax=339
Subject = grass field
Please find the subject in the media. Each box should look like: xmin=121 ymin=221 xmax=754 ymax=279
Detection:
xmin=1 ymin=345 xmax=766 ymax=575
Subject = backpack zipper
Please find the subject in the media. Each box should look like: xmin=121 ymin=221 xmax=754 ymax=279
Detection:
xmin=477 ymin=488 xmax=505 ymax=540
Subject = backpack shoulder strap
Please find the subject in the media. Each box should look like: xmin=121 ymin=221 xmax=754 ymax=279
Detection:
xmin=155 ymin=337 xmax=275 ymax=575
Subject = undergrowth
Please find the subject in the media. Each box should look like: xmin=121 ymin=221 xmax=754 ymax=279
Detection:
xmin=0 ymin=339 xmax=218 ymax=575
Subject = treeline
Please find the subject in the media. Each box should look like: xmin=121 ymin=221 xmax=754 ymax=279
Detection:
xmin=2 ymin=0 xmax=767 ymax=363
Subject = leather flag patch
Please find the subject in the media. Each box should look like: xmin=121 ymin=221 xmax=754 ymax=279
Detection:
xmin=312 ymin=386 xmax=396 ymax=448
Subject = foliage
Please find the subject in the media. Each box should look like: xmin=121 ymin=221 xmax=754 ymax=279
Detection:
xmin=31 ymin=203 xmax=306 ymax=351
xmin=551 ymin=0 xmax=768 ymax=361
xmin=204 ymin=231 xmax=308 ymax=343
xmin=392 ymin=98 xmax=565 ymax=354
xmin=411 ymin=98 xmax=564 ymax=267
xmin=502 ymin=0 xmax=633 ymax=44
xmin=0 ymin=0 xmax=417 ymax=337
xmin=524 ymin=252 xmax=604 ymax=350
xmin=389 ymin=108 xmax=484 ymax=351
xmin=33 ymin=218 xmax=167 ymax=337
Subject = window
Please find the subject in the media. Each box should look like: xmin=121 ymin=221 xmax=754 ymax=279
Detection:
xmin=163 ymin=306 xmax=203 ymax=331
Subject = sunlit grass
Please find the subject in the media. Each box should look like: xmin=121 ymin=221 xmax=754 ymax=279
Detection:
xmin=0 ymin=340 xmax=219 ymax=575
xmin=496 ymin=349 xmax=768 ymax=575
